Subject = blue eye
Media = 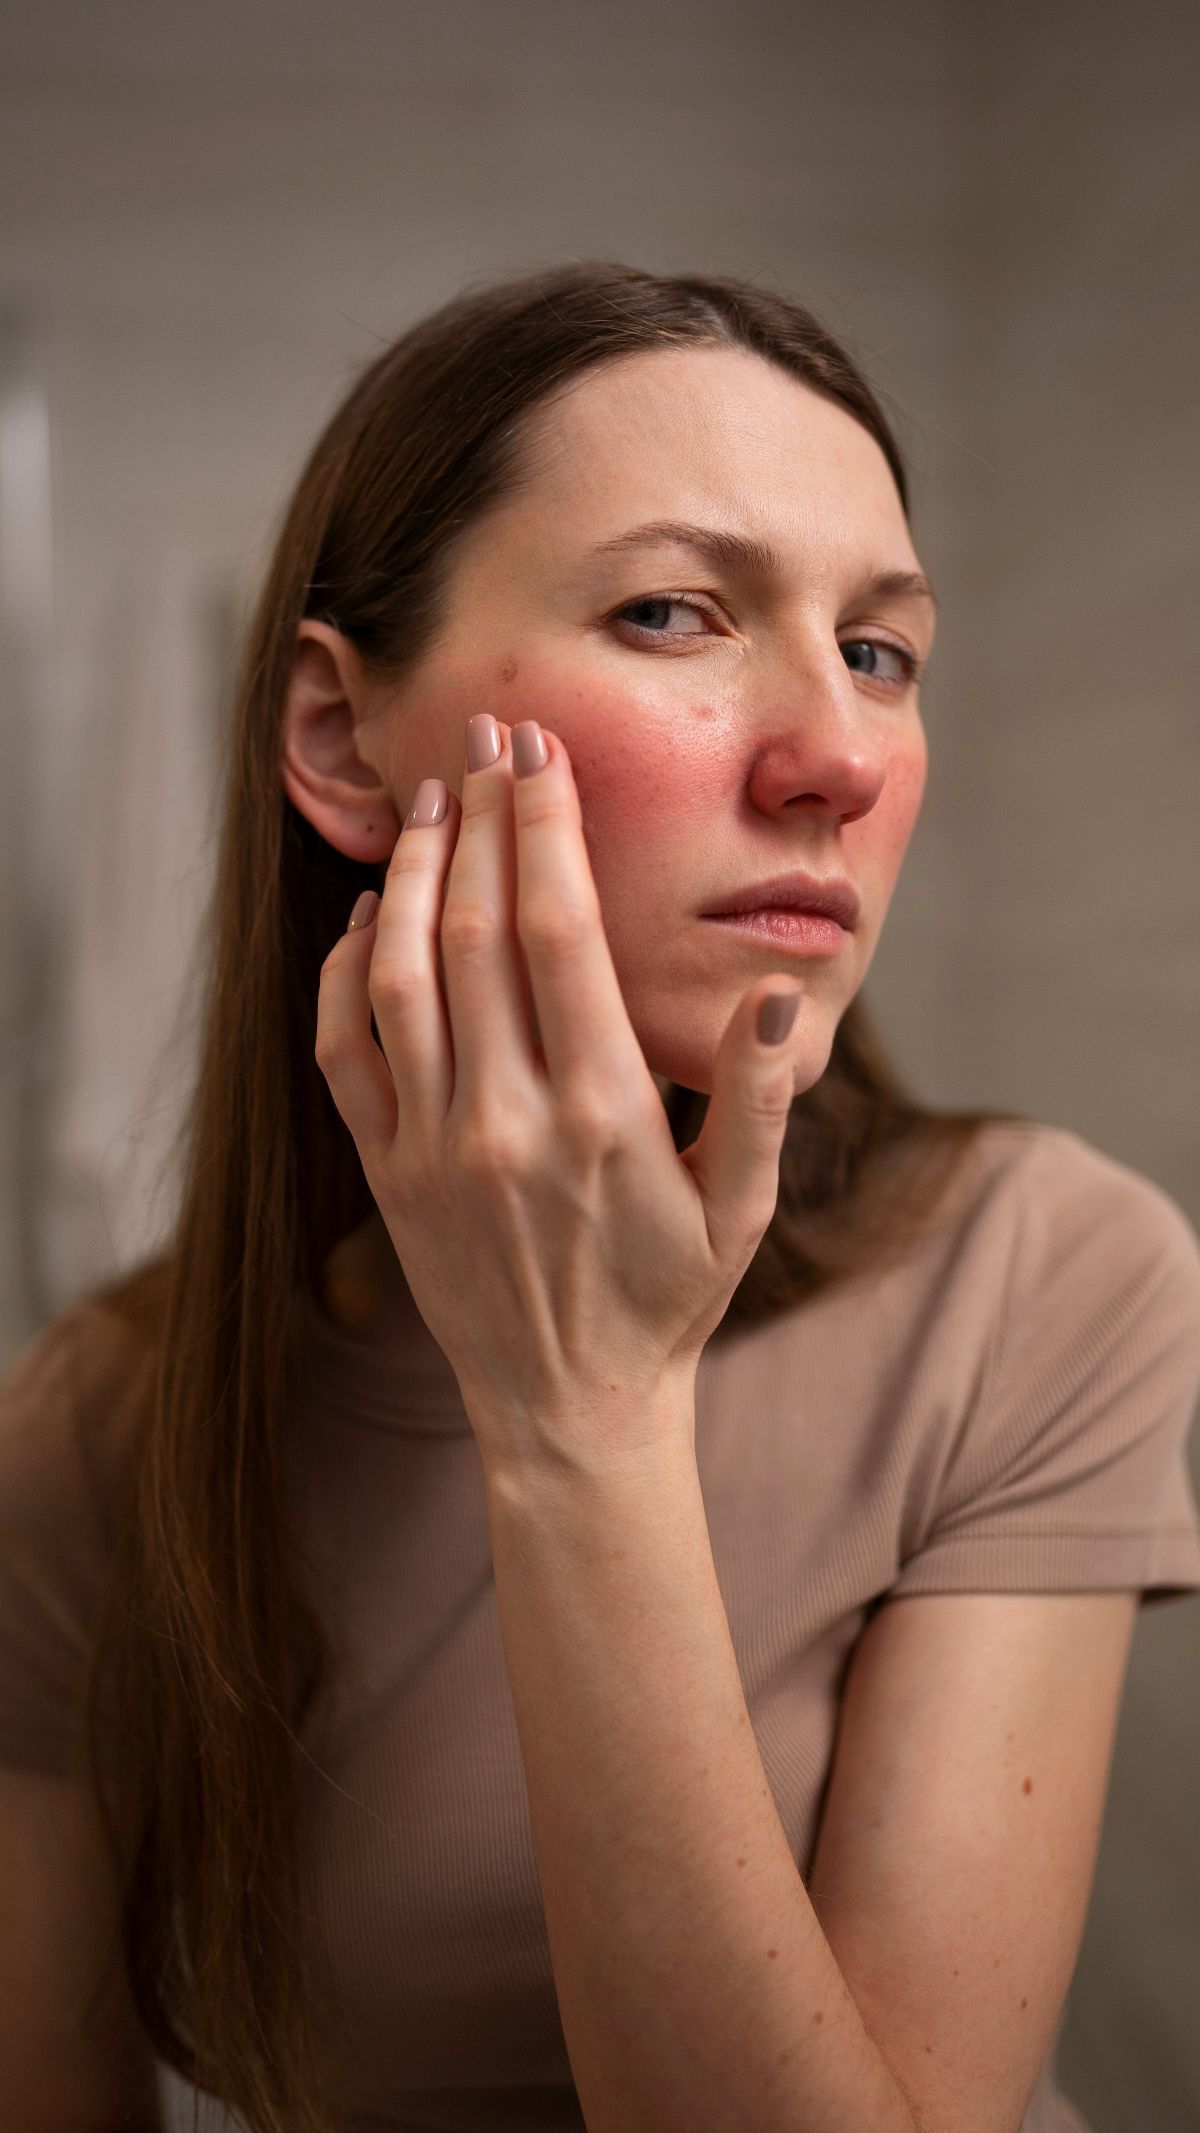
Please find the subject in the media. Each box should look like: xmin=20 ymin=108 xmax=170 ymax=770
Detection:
xmin=840 ymin=638 xmax=925 ymax=689
xmin=612 ymin=595 xmax=926 ymax=690
xmin=614 ymin=595 xmax=713 ymax=639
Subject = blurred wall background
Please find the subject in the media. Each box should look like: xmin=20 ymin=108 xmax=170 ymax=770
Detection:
xmin=0 ymin=2 xmax=1197 ymax=2127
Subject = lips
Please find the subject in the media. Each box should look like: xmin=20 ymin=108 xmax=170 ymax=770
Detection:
xmin=702 ymin=872 xmax=861 ymax=931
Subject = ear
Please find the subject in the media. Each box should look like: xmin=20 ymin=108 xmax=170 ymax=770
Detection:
xmin=281 ymin=620 xmax=401 ymax=864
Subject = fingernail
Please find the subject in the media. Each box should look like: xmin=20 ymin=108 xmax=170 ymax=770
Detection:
xmin=758 ymin=990 xmax=800 ymax=1044
xmin=466 ymin=713 xmax=501 ymax=771
xmin=513 ymin=721 xmax=548 ymax=778
xmin=405 ymin=776 xmax=448 ymax=829
xmin=347 ymin=890 xmax=379 ymax=932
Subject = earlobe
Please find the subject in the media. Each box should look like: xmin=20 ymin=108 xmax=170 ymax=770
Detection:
xmin=281 ymin=623 xmax=401 ymax=863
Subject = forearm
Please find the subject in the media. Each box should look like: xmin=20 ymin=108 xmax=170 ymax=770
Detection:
xmin=478 ymin=1408 xmax=916 ymax=2133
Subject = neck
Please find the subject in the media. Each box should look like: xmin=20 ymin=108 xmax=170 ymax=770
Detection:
xmin=321 ymin=1209 xmax=431 ymax=1343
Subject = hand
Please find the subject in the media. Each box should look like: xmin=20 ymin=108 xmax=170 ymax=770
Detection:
xmin=315 ymin=713 xmax=807 ymax=1480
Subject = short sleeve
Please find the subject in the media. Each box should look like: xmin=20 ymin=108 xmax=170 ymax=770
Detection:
xmin=892 ymin=1129 xmax=1200 ymax=1609
xmin=0 ymin=1298 xmax=143 ymax=1775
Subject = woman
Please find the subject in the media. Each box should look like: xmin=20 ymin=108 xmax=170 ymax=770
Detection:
xmin=1 ymin=262 xmax=1198 ymax=2133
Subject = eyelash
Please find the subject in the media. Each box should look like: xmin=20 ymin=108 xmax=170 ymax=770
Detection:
xmin=611 ymin=592 xmax=927 ymax=691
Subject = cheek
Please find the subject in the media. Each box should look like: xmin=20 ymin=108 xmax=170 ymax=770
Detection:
xmin=491 ymin=665 xmax=709 ymax=902
xmin=557 ymin=716 xmax=719 ymax=921
xmin=866 ymin=728 xmax=927 ymax=876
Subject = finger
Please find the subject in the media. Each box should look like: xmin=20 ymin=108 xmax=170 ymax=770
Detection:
xmin=365 ymin=777 xmax=463 ymax=1138
xmin=438 ymin=714 xmax=544 ymax=1102
xmin=681 ymin=979 xmax=805 ymax=1263
xmin=511 ymin=722 xmax=650 ymax=1098
xmin=315 ymin=892 xmax=404 ymax=1165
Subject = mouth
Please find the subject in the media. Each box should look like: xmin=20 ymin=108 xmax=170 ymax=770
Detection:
xmin=702 ymin=909 xmax=849 ymax=955
xmin=700 ymin=871 xmax=861 ymax=933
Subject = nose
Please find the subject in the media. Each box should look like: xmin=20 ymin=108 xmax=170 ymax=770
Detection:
xmin=743 ymin=645 xmax=891 ymax=826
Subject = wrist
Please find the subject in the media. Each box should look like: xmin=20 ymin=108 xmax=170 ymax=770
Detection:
xmin=472 ymin=1369 xmax=699 ymax=1505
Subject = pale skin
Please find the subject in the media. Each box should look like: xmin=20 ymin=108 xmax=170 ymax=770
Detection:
xmin=280 ymin=349 xmax=1140 ymax=2131
xmin=283 ymin=342 xmax=944 ymax=2126
xmin=283 ymin=342 xmax=935 ymax=1380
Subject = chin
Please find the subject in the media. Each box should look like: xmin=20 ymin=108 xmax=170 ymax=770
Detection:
xmin=650 ymin=1022 xmax=835 ymax=1103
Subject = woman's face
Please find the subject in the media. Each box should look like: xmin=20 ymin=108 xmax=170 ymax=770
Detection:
xmin=288 ymin=343 xmax=935 ymax=1102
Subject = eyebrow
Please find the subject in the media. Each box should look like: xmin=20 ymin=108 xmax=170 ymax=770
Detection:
xmin=586 ymin=518 xmax=939 ymax=615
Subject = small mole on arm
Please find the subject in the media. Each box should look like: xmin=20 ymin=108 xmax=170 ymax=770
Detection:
xmin=766 ymin=1948 xmax=777 ymax=1959
xmin=1020 ymin=1997 xmax=1028 ymax=2010
xmin=1022 ymin=1777 xmax=1033 ymax=1794
xmin=812 ymin=2009 xmax=823 ymax=2025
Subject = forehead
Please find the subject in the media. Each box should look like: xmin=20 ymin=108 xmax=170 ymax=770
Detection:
xmin=523 ymin=344 xmax=908 ymax=548
xmin=448 ymin=344 xmax=917 ymax=601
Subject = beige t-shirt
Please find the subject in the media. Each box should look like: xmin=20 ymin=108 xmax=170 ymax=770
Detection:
xmin=3 ymin=1118 xmax=1199 ymax=2133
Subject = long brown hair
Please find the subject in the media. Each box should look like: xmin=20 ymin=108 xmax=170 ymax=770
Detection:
xmin=79 ymin=261 xmax=1026 ymax=2131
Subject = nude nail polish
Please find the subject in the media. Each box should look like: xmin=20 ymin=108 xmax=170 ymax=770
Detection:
xmin=467 ymin=714 xmax=501 ymax=771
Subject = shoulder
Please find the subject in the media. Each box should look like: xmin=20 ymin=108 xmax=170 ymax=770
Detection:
xmin=0 ymin=1291 xmax=154 ymax=1537
xmin=969 ymin=1118 xmax=1200 ymax=1320
xmin=946 ymin=1122 xmax=1200 ymax=1495
xmin=0 ymin=1292 xmax=157 ymax=1773
xmin=936 ymin=1116 xmax=1200 ymax=1295
xmin=884 ymin=1123 xmax=1200 ymax=1607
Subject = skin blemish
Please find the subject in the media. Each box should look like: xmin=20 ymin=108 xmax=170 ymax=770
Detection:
xmin=1022 ymin=1777 xmax=1033 ymax=1794
xmin=1020 ymin=1998 xmax=1028 ymax=2010
xmin=766 ymin=1948 xmax=778 ymax=1959
xmin=812 ymin=2010 xmax=824 ymax=2025
xmin=501 ymin=660 xmax=519 ymax=683
xmin=736 ymin=1856 xmax=746 ymax=1866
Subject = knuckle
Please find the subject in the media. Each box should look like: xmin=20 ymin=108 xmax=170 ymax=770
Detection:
xmin=386 ymin=845 xmax=429 ymax=886
xmin=516 ymin=786 xmax=560 ymax=832
xmin=558 ymin=1084 xmax=622 ymax=1155
xmin=521 ymin=897 xmax=590 ymax=960
xmin=313 ymin=1026 xmax=350 ymax=1075
xmin=744 ymin=1185 xmax=783 ymax=1247
xmin=367 ymin=953 xmax=422 ymax=1011
xmin=441 ymin=902 xmax=503 ymax=960
xmin=453 ymin=1114 xmax=531 ymax=1182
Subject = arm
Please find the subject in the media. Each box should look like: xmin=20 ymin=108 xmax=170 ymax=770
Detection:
xmin=480 ymin=1395 xmax=917 ymax=2133
xmin=0 ymin=1765 xmax=163 ymax=2132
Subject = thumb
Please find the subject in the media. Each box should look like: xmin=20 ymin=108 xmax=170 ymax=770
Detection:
xmin=680 ymin=981 xmax=805 ymax=1264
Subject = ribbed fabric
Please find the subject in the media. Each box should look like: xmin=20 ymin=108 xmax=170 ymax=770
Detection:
xmin=2 ymin=1119 xmax=1199 ymax=2131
